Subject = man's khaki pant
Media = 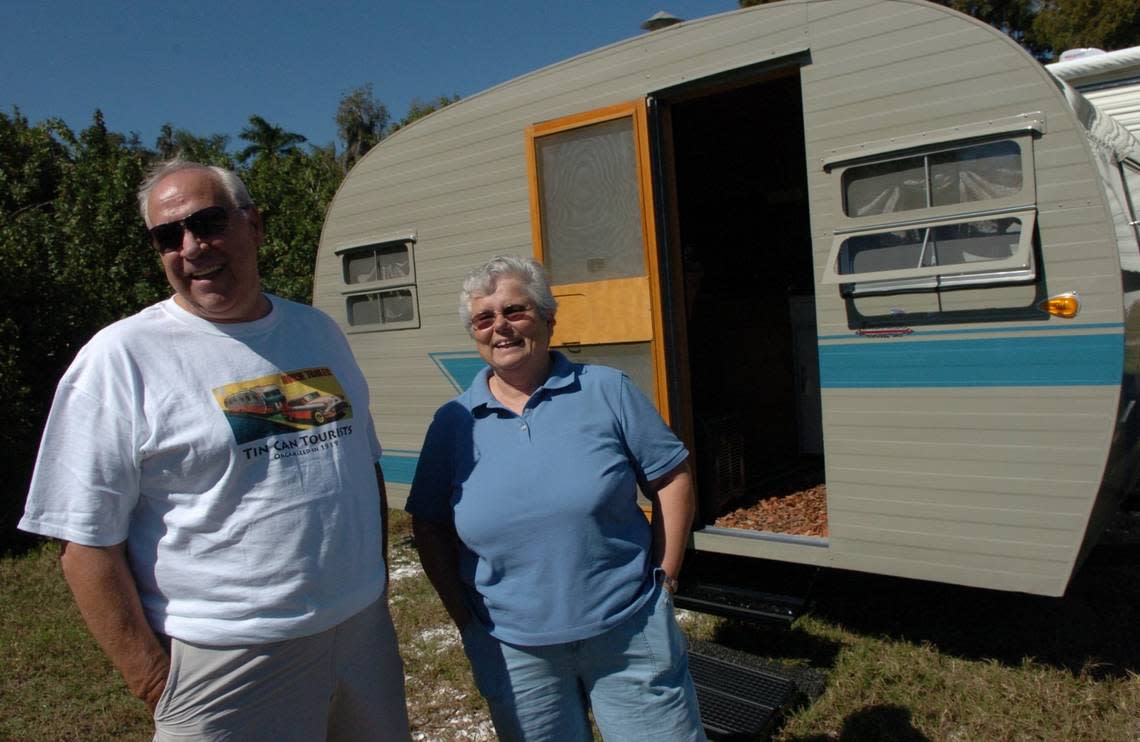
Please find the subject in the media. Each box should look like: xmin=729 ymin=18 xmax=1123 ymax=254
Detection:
xmin=153 ymin=597 xmax=410 ymax=741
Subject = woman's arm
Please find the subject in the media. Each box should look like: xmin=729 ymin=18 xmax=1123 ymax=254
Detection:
xmin=646 ymin=459 xmax=695 ymax=583
xmin=411 ymin=517 xmax=473 ymax=630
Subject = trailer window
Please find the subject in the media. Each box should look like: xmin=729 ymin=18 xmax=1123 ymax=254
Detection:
xmin=825 ymin=136 xmax=1037 ymax=293
xmin=343 ymin=243 xmax=412 ymax=285
xmin=346 ymin=288 xmax=418 ymax=328
xmin=843 ymin=140 xmax=1023 ymax=218
xmin=839 ymin=216 xmax=1026 ymax=275
xmin=826 ymin=211 xmax=1035 ymax=292
xmin=336 ymin=235 xmax=420 ymax=331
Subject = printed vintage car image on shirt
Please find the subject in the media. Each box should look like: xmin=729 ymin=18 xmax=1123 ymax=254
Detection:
xmin=212 ymin=367 xmax=353 ymax=443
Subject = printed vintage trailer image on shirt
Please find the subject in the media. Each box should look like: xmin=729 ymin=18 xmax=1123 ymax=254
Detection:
xmin=213 ymin=367 xmax=353 ymax=444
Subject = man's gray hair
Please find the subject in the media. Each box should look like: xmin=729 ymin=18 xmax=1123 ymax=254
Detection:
xmin=137 ymin=158 xmax=254 ymax=227
xmin=458 ymin=255 xmax=558 ymax=332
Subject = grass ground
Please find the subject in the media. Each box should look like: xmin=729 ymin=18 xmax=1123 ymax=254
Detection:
xmin=3 ymin=510 xmax=1138 ymax=741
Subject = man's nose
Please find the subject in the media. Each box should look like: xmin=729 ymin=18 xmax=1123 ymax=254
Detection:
xmin=179 ymin=229 xmax=208 ymax=258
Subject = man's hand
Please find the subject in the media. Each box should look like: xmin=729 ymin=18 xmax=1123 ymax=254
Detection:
xmin=60 ymin=541 xmax=170 ymax=713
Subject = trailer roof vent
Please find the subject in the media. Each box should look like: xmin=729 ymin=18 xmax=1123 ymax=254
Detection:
xmin=1058 ymin=48 xmax=1106 ymax=62
xmin=641 ymin=10 xmax=682 ymax=31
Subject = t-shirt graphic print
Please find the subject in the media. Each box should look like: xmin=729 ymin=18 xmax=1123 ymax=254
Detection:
xmin=212 ymin=366 xmax=354 ymax=444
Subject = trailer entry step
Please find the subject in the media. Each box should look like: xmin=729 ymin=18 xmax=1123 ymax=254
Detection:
xmin=689 ymin=648 xmax=797 ymax=739
xmin=674 ymin=581 xmax=805 ymax=627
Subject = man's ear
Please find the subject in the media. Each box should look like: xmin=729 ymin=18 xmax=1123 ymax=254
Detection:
xmin=246 ymin=205 xmax=265 ymax=244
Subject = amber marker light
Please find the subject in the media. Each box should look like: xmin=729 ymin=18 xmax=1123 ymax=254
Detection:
xmin=1039 ymin=291 xmax=1080 ymax=318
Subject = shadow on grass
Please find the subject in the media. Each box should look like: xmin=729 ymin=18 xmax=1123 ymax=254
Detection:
xmin=804 ymin=555 xmax=1140 ymax=678
xmin=783 ymin=704 xmax=930 ymax=742
xmin=706 ymin=553 xmax=1140 ymax=680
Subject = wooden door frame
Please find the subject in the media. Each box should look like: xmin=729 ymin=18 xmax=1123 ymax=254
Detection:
xmin=524 ymin=99 xmax=672 ymax=421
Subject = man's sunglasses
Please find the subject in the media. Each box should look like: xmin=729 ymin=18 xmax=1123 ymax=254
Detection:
xmin=148 ymin=205 xmax=246 ymax=253
xmin=469 ymin=304 xmax=534 ymax=331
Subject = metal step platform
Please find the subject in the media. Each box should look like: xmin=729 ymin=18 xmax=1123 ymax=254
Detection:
xmin=689 ymin=646 xmax=798 ymax=740
xmin=674 ymin=581 xmax=805 ymax=626
xmin=671 ymin=550 xmax=816 ymax=627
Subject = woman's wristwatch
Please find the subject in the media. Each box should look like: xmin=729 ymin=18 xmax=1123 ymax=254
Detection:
xmin=661 ymin=574 xmax=679 ymax=594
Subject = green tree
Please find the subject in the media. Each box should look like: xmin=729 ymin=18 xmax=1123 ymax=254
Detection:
xmin=0 ymin=110 xmax=70 ymax=546
xmin=1032 ymin=0 xmax=1140 ymax=55
xmin=937 ymin=0 xmax=1043 ymax=56
xmin=54 ymin=111 xmax=167 ymax=321
xmin=156 ymin=123 xmax=233 ymax=167
xmin=242 ymin=146 xmax=343 ymax=303
xmin=0 ymin=111 xmax=169 ymax=549
xmin=237 ymin=115 xmax=307 ymax=163
xmin=335 ymin=84 xmax=390 ymax=173
xmin=390 ymin=94 xmax=461 ymax=132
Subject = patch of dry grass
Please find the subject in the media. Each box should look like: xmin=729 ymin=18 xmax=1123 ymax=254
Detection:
xmin=387 ymin=510 xmax=495 ymax=740
xmin=5 ymin=514 xmax=1139 ymax=741
xmin=1 ymin=541 xmax=151 ymax=741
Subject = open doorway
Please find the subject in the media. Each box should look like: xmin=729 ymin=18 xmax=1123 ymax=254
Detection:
xmin=661 ymin=68 xmax=826 ymax=539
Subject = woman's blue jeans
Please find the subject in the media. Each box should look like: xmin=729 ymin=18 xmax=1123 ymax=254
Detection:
xmin=459 ymin=581 xmax=706 ymax=742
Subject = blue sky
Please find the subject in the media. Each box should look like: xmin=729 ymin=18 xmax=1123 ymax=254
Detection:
xmin=3 ymin=1 xmax=736 ymax=152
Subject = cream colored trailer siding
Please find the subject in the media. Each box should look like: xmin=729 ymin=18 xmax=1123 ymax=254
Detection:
xmin=315 ymin=0 xmax=1126 ymax=595
xmin=795 ymin=3 xmax=1121 ymax=595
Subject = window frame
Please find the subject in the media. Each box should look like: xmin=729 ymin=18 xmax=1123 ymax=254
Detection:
xmin=335 ymin=234 xmax=420 ymax=332
xmin=821 ymin=122 xmax=1041 ymax=295
xmin=824 ymin=209 xmax=1037 ymax=291
xmin=343 ymin=286 xmax=421 ymax=331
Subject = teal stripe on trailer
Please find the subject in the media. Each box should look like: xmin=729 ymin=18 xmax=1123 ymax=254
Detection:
xmin=817 ymin=322 xmax=1123 ymax=341
xmin=380 ymin=451 xmax=419 ymax=484
xmin=819 ymin=333 xmax=1123 ymax=388
xmin=430 ymin=352 xmax=486 ymax=392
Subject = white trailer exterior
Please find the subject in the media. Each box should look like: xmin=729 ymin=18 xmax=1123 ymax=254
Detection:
xmin=1049 ymin=46 xmax=1140 ymax=137
xmin=313 ymin=0 xmax=1140 ymax=597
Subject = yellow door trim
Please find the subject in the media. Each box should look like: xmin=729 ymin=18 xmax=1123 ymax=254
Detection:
xmin=525 ymin=99 xmax=671 ymax=422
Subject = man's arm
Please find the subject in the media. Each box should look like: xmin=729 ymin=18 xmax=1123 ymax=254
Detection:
xmin=647 ymin=459 xmax=696 ymax=583
xmin=375 ymin=463 xmax=390 ymax=588
xmin=59 ymin=541 xmax=169 ymax=713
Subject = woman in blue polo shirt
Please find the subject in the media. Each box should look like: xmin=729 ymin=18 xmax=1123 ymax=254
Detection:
xmin=407 ymin=255 xmax=704 ymax=741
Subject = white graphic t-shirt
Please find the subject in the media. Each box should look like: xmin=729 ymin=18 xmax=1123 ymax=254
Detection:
xmin=20 ymin=295 xmax=384 ymax=645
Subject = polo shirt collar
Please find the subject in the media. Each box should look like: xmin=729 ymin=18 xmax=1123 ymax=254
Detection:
xmin=543 ymin=351 xmax=577 ymax=392
xmin=469 ymin=351 xmax=577 ymax=412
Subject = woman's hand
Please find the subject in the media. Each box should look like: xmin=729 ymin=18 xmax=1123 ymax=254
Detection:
xmin=646 ymin=459 xmax=695 ymax=584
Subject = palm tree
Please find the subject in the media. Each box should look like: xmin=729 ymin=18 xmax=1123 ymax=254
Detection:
xmin=336 ymin=84 xmax=390 ymax=173
xmin=237 ymin=115 xmax=307 ymax=163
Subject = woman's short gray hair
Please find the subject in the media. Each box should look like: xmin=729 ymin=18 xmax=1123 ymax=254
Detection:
xmin=137 ymin=158 xmax=254 ymax=227
xmin=458 ymin=255 xmax=558 ymax=331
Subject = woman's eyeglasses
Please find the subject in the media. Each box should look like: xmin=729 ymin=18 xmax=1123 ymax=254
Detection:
xmin=148 ymin=205 xmax=246 ymax=253
xmin=469 ymin=304 xmax=534 ymax=331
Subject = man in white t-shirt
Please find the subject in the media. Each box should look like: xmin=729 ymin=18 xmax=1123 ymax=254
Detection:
xmin=19 ymin=160 xmax=411 ymax=741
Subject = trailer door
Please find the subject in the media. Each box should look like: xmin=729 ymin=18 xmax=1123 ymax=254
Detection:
xmin=525 ymin=100 xmax=672 ymax=419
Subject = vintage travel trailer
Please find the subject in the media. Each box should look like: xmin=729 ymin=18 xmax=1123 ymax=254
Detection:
xmin=312 ymin=0 xmax=1140 ymax=598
